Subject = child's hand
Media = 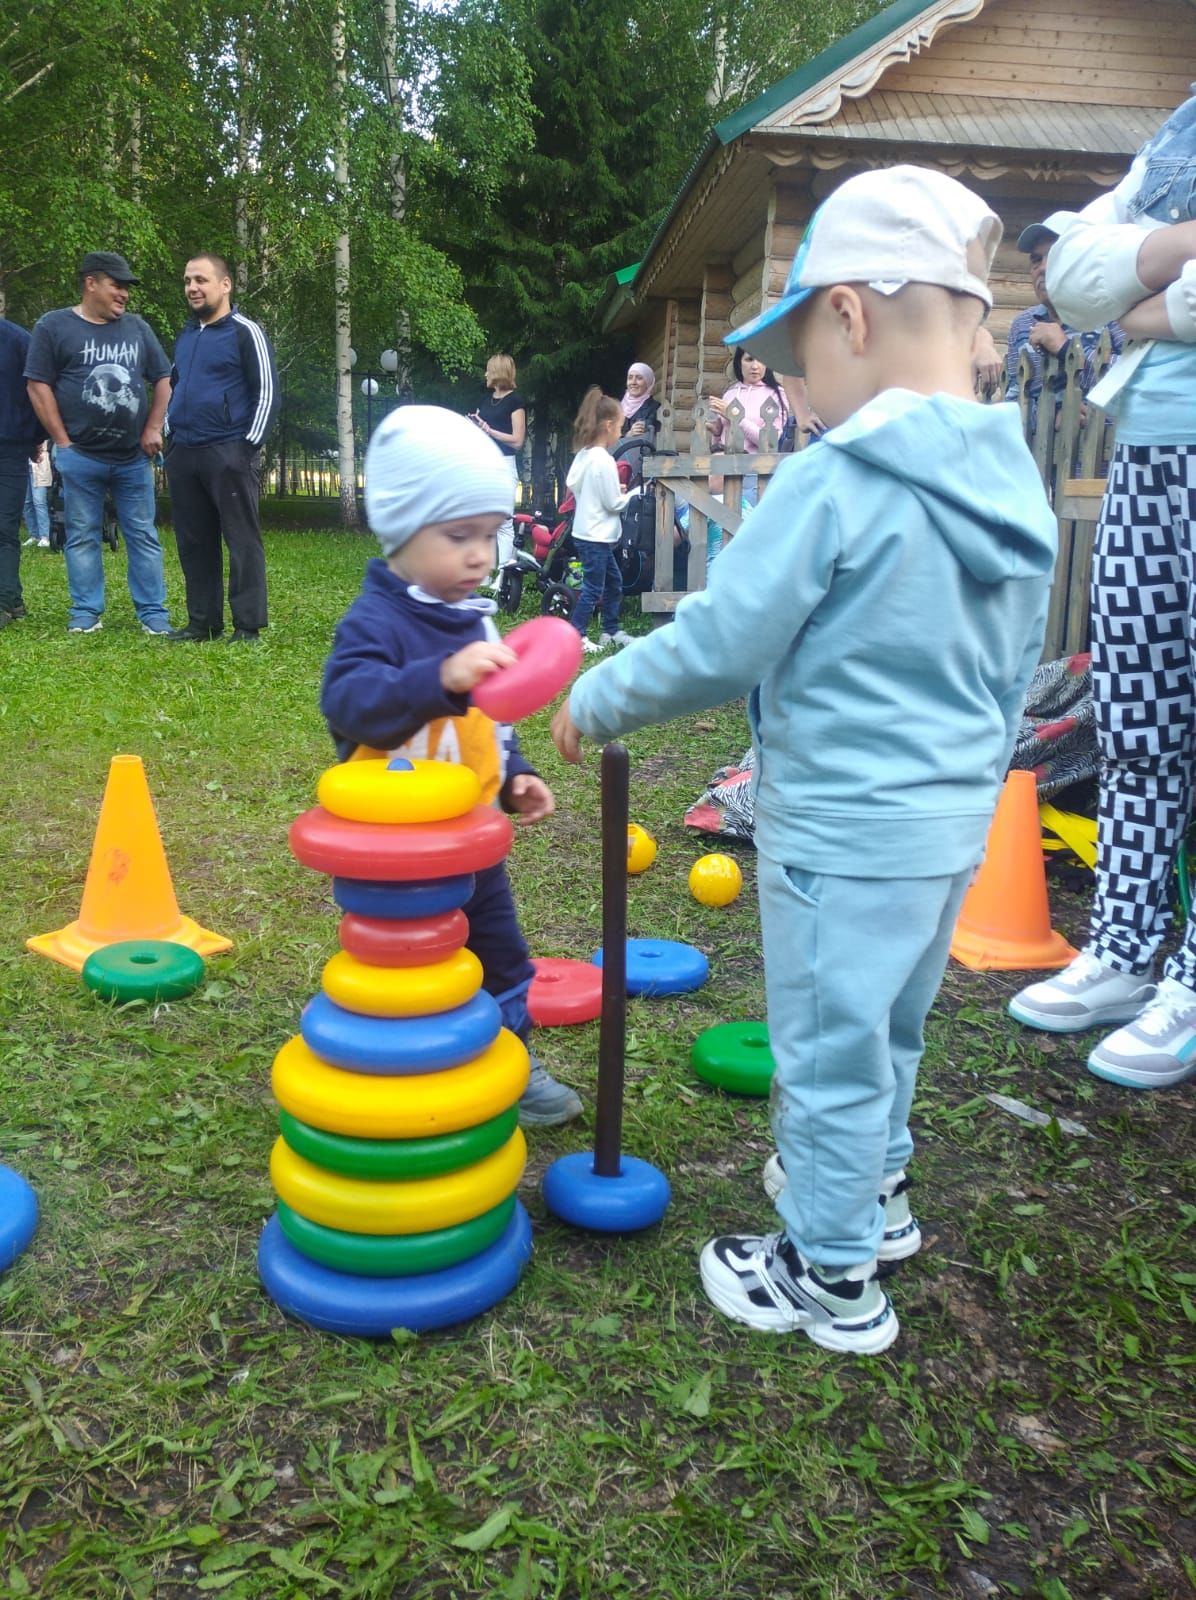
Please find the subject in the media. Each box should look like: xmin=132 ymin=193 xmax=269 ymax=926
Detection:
xmin=551 ymin=701 xmax=584 ymax=765
xmin=441 ymin=640 xmax=517 ymax=694
xmin=507 ymin=774 xmax=555 ymax=825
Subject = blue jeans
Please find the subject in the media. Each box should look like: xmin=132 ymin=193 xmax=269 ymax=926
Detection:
xmin=56 ymin=448 xmax=170 ymax=630
xmin=757 ymin=855 xmax=973 ymax=1271
xmin=569 ymin=538 xmax=622 ymax=636
xmin=23 ymin=472 xmax=49 ymax=542
xmin=0 ymin=444 xmax=29 ymax=613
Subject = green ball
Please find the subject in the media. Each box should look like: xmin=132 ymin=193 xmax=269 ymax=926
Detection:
xmin=82 ymin=940 xmax=206 ymax=1003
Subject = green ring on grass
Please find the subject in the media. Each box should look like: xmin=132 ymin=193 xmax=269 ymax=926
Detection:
xmin=277 ymin=1105 xmax=519 ymax=1181
xmin=691 ymin=1020 xmax=775 ymax=1096
xmin=82 ymin=940 xmax=206 ymax=1003
xmin=275 ymin=1194 xmax=517 ymax=1277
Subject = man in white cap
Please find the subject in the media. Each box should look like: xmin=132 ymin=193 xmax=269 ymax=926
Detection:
xmin=552 ymin=167 xmax=1057 ymax=1352
xmin=320 ymin=406 xmax=583 ymax=1127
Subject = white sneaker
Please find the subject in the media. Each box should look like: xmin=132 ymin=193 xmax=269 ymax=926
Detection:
xmin=761 ymin=1157 xmax=921 ymax=1262
xmin=36 ymin=538 xmax=50 ymax=548
xmin=1008 ymin=951 xmax=1155 ymax=1033
xmin=1087 ymin=976 xmax=1196 ymax=1089
xmin=581 ymin=637 xmax=605 ymax=654
xmin=606 ymin=630 xmax=634 ymax=647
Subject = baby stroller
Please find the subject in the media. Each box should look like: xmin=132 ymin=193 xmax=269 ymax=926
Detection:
xmin=498 ymin=498 xmax=581 ymax=618
xmin=46 ymin=462 xmax=119 ymax=554
xmin=611 ymin=436 xmax=689 ymax=596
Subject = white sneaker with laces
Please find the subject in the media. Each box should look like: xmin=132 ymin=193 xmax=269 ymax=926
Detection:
xmin=581 ymin=637 xmax=605 ymax=654
xmin=1087 ymin=976 xmax=1196 ymax=1089
xmin=1008 ymin=951 xmax=1155 ymax=1032
xmin=699 ymin=1229 xmax=898 ymax=1353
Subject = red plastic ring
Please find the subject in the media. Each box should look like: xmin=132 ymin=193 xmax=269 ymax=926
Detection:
xmin=471 ymin=616 xmax=583 ymax=723
xmin=289 ymin=804 xmax=513 ymax=881
xmin=528 ymin=957 xmax=604 ymax=1026
xmin=338 ymin=909 xmax=469 ymax=967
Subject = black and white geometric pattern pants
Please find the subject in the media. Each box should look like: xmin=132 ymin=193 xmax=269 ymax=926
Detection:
xmin=1087 ymin=441 xmax=1196 ymax=988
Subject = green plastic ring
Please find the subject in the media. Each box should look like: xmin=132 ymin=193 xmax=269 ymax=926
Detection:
xmin=691 ymin=1020 xmax=775 ymax=1096
xmin=276 ymin=1105 xmax=520 ymax=1181
xmin=82 ymin=940 xmax=206 ymax=1003
xmin=275 ymin=1194 xmax=517 ymax=1277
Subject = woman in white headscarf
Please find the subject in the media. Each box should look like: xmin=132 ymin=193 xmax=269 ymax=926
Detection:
xmin=619 ymin=362 xmax=660 ymax=443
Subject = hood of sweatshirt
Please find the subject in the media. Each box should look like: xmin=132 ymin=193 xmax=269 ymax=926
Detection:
xmin=823 ymin=389 xmax=1057 ymax=585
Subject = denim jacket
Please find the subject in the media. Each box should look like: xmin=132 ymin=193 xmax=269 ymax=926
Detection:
xmin=1130 ymin=92 xmax=1196 ymax=225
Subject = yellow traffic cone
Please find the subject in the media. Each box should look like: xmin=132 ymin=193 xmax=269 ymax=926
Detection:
xmin=26 ymin=755 xmax=233 ymax=972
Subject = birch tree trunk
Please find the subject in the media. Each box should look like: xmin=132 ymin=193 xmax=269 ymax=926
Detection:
xmin=234 ymin=31 xmax=251 ymax=299
xmin=333 ymin=0 xmax=357 ymax=527
xmin=381 ymin=0 xmax=413 ymax=400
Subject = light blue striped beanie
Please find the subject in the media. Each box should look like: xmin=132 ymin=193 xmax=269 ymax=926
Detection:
xmin=364 ymin=405 xmax=514 ymax=556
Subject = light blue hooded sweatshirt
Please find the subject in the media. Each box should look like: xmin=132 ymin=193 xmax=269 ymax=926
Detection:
xmin=569 ymin=389 xmax=1058 ymax=878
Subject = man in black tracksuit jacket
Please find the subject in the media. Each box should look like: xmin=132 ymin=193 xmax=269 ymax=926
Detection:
xmin=165 ymin=253 xmax=279 ymax=642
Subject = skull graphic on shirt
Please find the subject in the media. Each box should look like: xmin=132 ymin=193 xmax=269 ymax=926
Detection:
xmin=82 ymin=362 xmax=139 ymax=416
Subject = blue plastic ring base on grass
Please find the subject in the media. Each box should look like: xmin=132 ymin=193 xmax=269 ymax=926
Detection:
xmin=257 ymin=1203 xmax=533 ymax=1335
xmin=0 ymin=1165 xmax=38 ymax=1271
xmin=300 ymin=990 xmax=501 ymax=1075
xmin=541 ymin=1152 xmax=671 ymax=1233
xmin=332 ymin=875 xmax=476 ymax=919
xmin=593 ymin=938 xmax=709 ymax=997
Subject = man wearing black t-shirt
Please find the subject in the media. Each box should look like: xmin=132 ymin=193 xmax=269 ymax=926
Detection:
xmin=25 ymin=251 xmax=173 ymax=635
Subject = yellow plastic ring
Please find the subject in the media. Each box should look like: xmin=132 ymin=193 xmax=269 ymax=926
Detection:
xmin=271 ymin=1029 xmax=530 ymax=1139
xmin=317 ymin=758 xmax=481 ymax=825
xmin=270 ymin=1128 xmax=527 ymax=1234
xmin=322 ymin=948 xmax=483 ymax=1017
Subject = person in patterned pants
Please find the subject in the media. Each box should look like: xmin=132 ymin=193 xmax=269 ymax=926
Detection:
xmin=1009 ymin=92 xmax=1196 ymax=1090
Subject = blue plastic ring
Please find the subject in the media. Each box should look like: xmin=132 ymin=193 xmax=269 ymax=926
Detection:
xmin=0 ymin=1165 xmax=38 ymax=1271
xmin=593 ymin=938 xmax=710 ymax=997
xmin=258 ymin=1202 xmax=533 ymax=1335
xmin=541 ymin=1152 xmax=671 ymax=1233
xmin=300 ymin=990 xmax=501 ymax=1075
xmin=332 ymin=874 xmax=476 ymax=919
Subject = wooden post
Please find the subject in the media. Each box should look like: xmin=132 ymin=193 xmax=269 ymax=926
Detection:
xmin=593 ymin=743 xmax=628 ymax=1179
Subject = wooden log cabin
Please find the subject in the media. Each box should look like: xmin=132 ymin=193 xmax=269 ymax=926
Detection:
xmin=604 ymin=0 xmax=1196 ymax=452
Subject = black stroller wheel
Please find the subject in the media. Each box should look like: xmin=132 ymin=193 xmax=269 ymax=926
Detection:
xmin=497 ymin=566 xmax=523 ymax=614
xmin=540 ymin=583 xmax=575 ymax=621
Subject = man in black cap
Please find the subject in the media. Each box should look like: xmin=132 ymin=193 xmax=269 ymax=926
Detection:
xmin=1004 ymin=222 xmax=1123 ymax=434
xmin=24 ymin=252 xmax=174 ymax=634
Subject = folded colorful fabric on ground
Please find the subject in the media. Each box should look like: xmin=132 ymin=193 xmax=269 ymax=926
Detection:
xmin=683 ymin=655 xmax=1098 ymax=843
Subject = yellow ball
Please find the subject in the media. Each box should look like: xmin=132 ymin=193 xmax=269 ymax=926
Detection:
xmin=627 ymin=824 xmax=658 ymax=874
xmin=688 ymin=853 xmax=743 ymax=907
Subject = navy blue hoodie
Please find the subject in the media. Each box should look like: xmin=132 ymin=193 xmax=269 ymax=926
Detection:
xmin=168 ymin=307 xmax=278 ymax=447
xmin=321 ymin=560 xmax=536 ymax=805
xmin=0 ymin=320 xmax=45 ymax=450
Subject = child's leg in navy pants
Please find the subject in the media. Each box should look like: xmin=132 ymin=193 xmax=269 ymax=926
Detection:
xmin=465 ymin=863 xmax=582 ymax=1126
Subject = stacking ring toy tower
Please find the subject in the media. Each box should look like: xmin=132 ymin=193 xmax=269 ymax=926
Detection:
xmin=541 ymin=744 xmax=671 ymax=1232
xmin=258 ymin=756 xmax=534 ymax=1336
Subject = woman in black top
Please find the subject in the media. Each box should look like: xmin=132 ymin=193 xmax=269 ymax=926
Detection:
xmin=470 ymin=353 xmax=526 ymax=584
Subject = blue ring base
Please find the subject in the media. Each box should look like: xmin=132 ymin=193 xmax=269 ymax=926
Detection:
xmin=258 ymin=1203 xmax=532 ymax=1335
xmin=541 ymin=1152 xmax=671 ymax=1233
xmin=0 ymin=1165 xmax=38 ymax=1272
xmin=593 ymin=938 xmax=709 ymax=997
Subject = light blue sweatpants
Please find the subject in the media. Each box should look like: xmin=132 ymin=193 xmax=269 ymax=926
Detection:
xmin=757 ymin=855 xmax=974 ymax=1272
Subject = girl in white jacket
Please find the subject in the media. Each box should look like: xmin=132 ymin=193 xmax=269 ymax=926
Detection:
xmin=565 ymin=387 xmax=634 ymax=653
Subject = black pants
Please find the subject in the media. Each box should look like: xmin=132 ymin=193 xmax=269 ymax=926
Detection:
xmin=0 ymin=443 xmax=29 ymax=614
xmin=165 ymin=439 xmax=267 ymax=632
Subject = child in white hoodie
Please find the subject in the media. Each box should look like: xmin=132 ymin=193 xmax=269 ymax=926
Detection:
xmin=565 ymin=387 xmax=634 ymax=654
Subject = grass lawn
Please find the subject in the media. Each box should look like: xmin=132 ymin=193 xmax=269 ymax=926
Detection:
xmin=0 ymin=517 xmax=1193 ymax=1600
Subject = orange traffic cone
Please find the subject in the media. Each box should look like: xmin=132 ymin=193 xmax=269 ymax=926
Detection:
xmin=950 ymin=770 xmax=1077 ymax=971
xmin=27 ymin=755 xmax=233 ymax=972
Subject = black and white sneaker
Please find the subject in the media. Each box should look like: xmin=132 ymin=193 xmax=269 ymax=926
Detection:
xmin=761 ymin=1156 xmax=922 ymax=1263
xmin=699 ymin=1230 xmax=898 ymax=1354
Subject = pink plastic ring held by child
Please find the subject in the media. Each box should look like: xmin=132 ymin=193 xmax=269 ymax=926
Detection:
xmin=471 ymin=617 xmax=583 ymax=723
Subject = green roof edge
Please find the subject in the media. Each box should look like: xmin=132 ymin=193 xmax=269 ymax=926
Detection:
xmin=713 ymin=0 xmax=938 ymax=145
xmin=614 ymin=262 xmax=641 ymax=286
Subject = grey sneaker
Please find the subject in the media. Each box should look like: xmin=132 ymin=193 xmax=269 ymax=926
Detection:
xmin=1087 ymin=976 xmax=1196 ymax=1089
xmin=68 ymin=619 xmax=102 ymax=634
xmin=699 ymin=1229 xmax=898 ymax=1353
xmin=761 ymin=1156 xmax=921 ymax=1262
xmin=1008 ymin=951 xmax=1155 ymax=1032
xmin=518 ymin=1060 xmax=583 ymax=1127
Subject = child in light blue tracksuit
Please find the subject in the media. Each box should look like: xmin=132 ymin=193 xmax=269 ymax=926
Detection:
xmin=551 ymin=166 xmax=1058 ymax=1354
